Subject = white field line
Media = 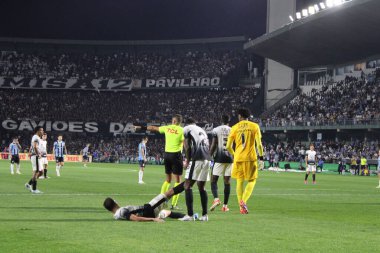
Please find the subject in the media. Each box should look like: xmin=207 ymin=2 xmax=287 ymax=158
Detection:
xmin=0 ymin=193 xmax=374 ymax=196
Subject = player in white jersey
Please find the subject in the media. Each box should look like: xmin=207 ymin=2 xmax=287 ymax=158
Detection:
xmin=39 ymin=133 xmax=49 ymax=179
xmin=179 ymin=118 xmax=211 ymax=222
xmin=25 ymin=126 xmax=44 ymax=194
xmin=209 ymin=115 xmax=233 ymax=212
xmin=304 ymin=144 xmax=317 ymax=184
xmin=81 ymin=144 xmax=90 ymax=168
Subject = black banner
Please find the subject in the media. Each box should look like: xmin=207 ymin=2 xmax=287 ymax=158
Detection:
xmin=1 ymin=119 xmax=217 ymax=134
xmin=0 ymin=77 xmax=221 ymax=91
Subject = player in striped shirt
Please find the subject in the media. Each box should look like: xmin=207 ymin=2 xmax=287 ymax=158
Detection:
xmin=9 ymin=137 xmax=22 ymax=175
xmin=53 ymin=135 xmax=68 ymax=177
xmin=138 ymin=137 xmax=148 ymax=184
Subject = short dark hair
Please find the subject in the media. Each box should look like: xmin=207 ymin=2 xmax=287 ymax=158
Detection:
xmin=58 ymin=134 xmax=63 ymax=137
xmin=43 ymin=133 xmax=47 ymax=136
xmin=173 ymin=114 xmax=183 ymax=124
xmin=237 ymin=108 xmax=250 ymax=119
xmin=310 ymin=143 xmax=314 ymax=147
xmin=103 ymin=197 xmax=117 ymax=212
xmin=13 ymin=136 xmax=18 ymax=140
xmin=142 ymin=136 xmax=148 ymax=140
xmin=34 ymin=126 xmax=42 ymax=134
xmin=221 ymin=115 xmax=230 ymax=125
xmin=185 ymin=117 xmax=196 ymax=124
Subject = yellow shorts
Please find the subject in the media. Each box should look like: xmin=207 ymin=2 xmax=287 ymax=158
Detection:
xmin=232 ymin=161 xmax=258 ymax=181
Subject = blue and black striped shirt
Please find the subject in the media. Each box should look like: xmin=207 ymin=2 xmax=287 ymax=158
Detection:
xmin=9 ymin=143 xmax=19 ymax=155
xmin=54 ymin=141 xmax=66 ymax=157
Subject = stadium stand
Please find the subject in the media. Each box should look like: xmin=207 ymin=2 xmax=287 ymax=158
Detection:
xmin=260 ymin=73 xmax=380 ymax=127
xmin=0 ymin=50 xmax=244 ymax=79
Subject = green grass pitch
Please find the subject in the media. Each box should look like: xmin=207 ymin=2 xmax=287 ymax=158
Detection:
xmin=0 ymin=160 xmax=379 ymax=253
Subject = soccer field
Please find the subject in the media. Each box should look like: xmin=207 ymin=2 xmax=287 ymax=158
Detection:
xmin=0 ymin=160 xmax=379 ymax=253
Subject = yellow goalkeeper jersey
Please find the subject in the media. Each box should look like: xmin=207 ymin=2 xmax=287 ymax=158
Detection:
xmin=227 ymin=120 xmax=263 ymax=162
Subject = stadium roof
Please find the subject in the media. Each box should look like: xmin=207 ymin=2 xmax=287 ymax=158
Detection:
xmin=244 ymin=0 xmax=380 ymax=69
xmin=0 ymin=36 xmax=246 ymax=46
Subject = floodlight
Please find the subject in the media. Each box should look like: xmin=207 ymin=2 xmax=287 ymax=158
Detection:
xmin=314 ymin=4 xmax=320 ymax=12
xmin=308 ymin=6 xmax=315 ymax=15
xmin=289 ymin=15 xmax=294 ymax=22
xmin=326 ymin=0 xmax=334 ymax=8
xmin=333 ymin=0 xmax=343 ymax=6
xmin=302 ymin=9 xmax=309 ymax=17
xmin=320 ymin=2 xmax=326 ymax=9
xmin=296 ymin=12 xmax=302 ymax=19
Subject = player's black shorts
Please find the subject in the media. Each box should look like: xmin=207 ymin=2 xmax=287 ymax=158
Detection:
xmin=142 ymin=204 xmax=155 ymax=218
xmin=83 ymin=155 xmax=88 ymax=161
xmin=138 ymin=160 xmax=145 ymax=167
xmin=56 ymin=157 xmax=64 ymax=163
xmin=11 ymin=155 xmax=20 ymax=164
xmin=164 ymin=152 xmax=183 ymax=175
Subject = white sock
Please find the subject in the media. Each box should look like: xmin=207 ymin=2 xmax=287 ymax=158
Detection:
xmin=10 ymin=164 xmax=14 ymax=174
xmin=16 ymin=165 xmax=20 ymax=172
xmin=139 ymin=170 xmax=143 ymax=182
xmin=378 ymin=180 xmax=380 ymax=186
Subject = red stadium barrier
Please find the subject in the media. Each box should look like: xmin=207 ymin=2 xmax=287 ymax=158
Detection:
xmin=0 ymin=153 xmax=91 ymax=162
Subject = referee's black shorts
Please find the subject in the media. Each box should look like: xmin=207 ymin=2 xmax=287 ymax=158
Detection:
xmin=164 ymin=152 xmax=183 ymax=175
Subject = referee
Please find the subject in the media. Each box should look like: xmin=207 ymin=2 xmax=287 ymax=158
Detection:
xmin=135 ymin=114 xmax=184 ymax=209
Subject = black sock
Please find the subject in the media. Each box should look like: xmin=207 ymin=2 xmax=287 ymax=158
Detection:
xmin=211 ymin=181 xmax=218 ymax=199
xmin=185 ymin=188 xmax=193 ymax=216
xmin=199 ymin=189 xmax=208 ymax=216
xmin=224 ymin=183 xmax=230 ymax=205
xmin=312 ymin=174 xmax=316 ymax=182
xmin=168 ymin=212 xmax=185 ymax=219
xmin=28 ymin=179 xmax=33 ymax=185
xmin=305 ymin=174 xmax=309 ymax=180
xmin=44 ymin=169 xmax=47 ymax=177
xmin=173 ymin=182 xmax=185 ymax=195
xmin=32 ymin=179 xmax=37 ymax=191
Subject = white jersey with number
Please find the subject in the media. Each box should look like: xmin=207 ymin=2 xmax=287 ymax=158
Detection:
xmin=211 ymin=125 xmax=233 ymax=164
xmin=183 ymin=124 xmax=211 ymax=161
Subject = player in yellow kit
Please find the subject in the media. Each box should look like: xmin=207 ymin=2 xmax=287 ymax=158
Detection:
xmin=226 ymin=108 xmax=264 ymax=214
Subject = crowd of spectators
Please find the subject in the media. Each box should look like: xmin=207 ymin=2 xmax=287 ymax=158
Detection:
xmin=0 ymin=87 xmax=258 ymax=124
xmin=260 ymin=74 xmax=380 ymax=127
xmin=263 ymin=139 xmax=379 ymax=164
xmin=2 ymin=49 xmax=380 ymax=165
xmin=0 ymin=50 xmax=244 ymax=79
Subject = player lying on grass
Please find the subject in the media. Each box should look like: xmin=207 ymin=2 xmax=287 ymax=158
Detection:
xmin=103 ymin=182 xmax=186 ymax=222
